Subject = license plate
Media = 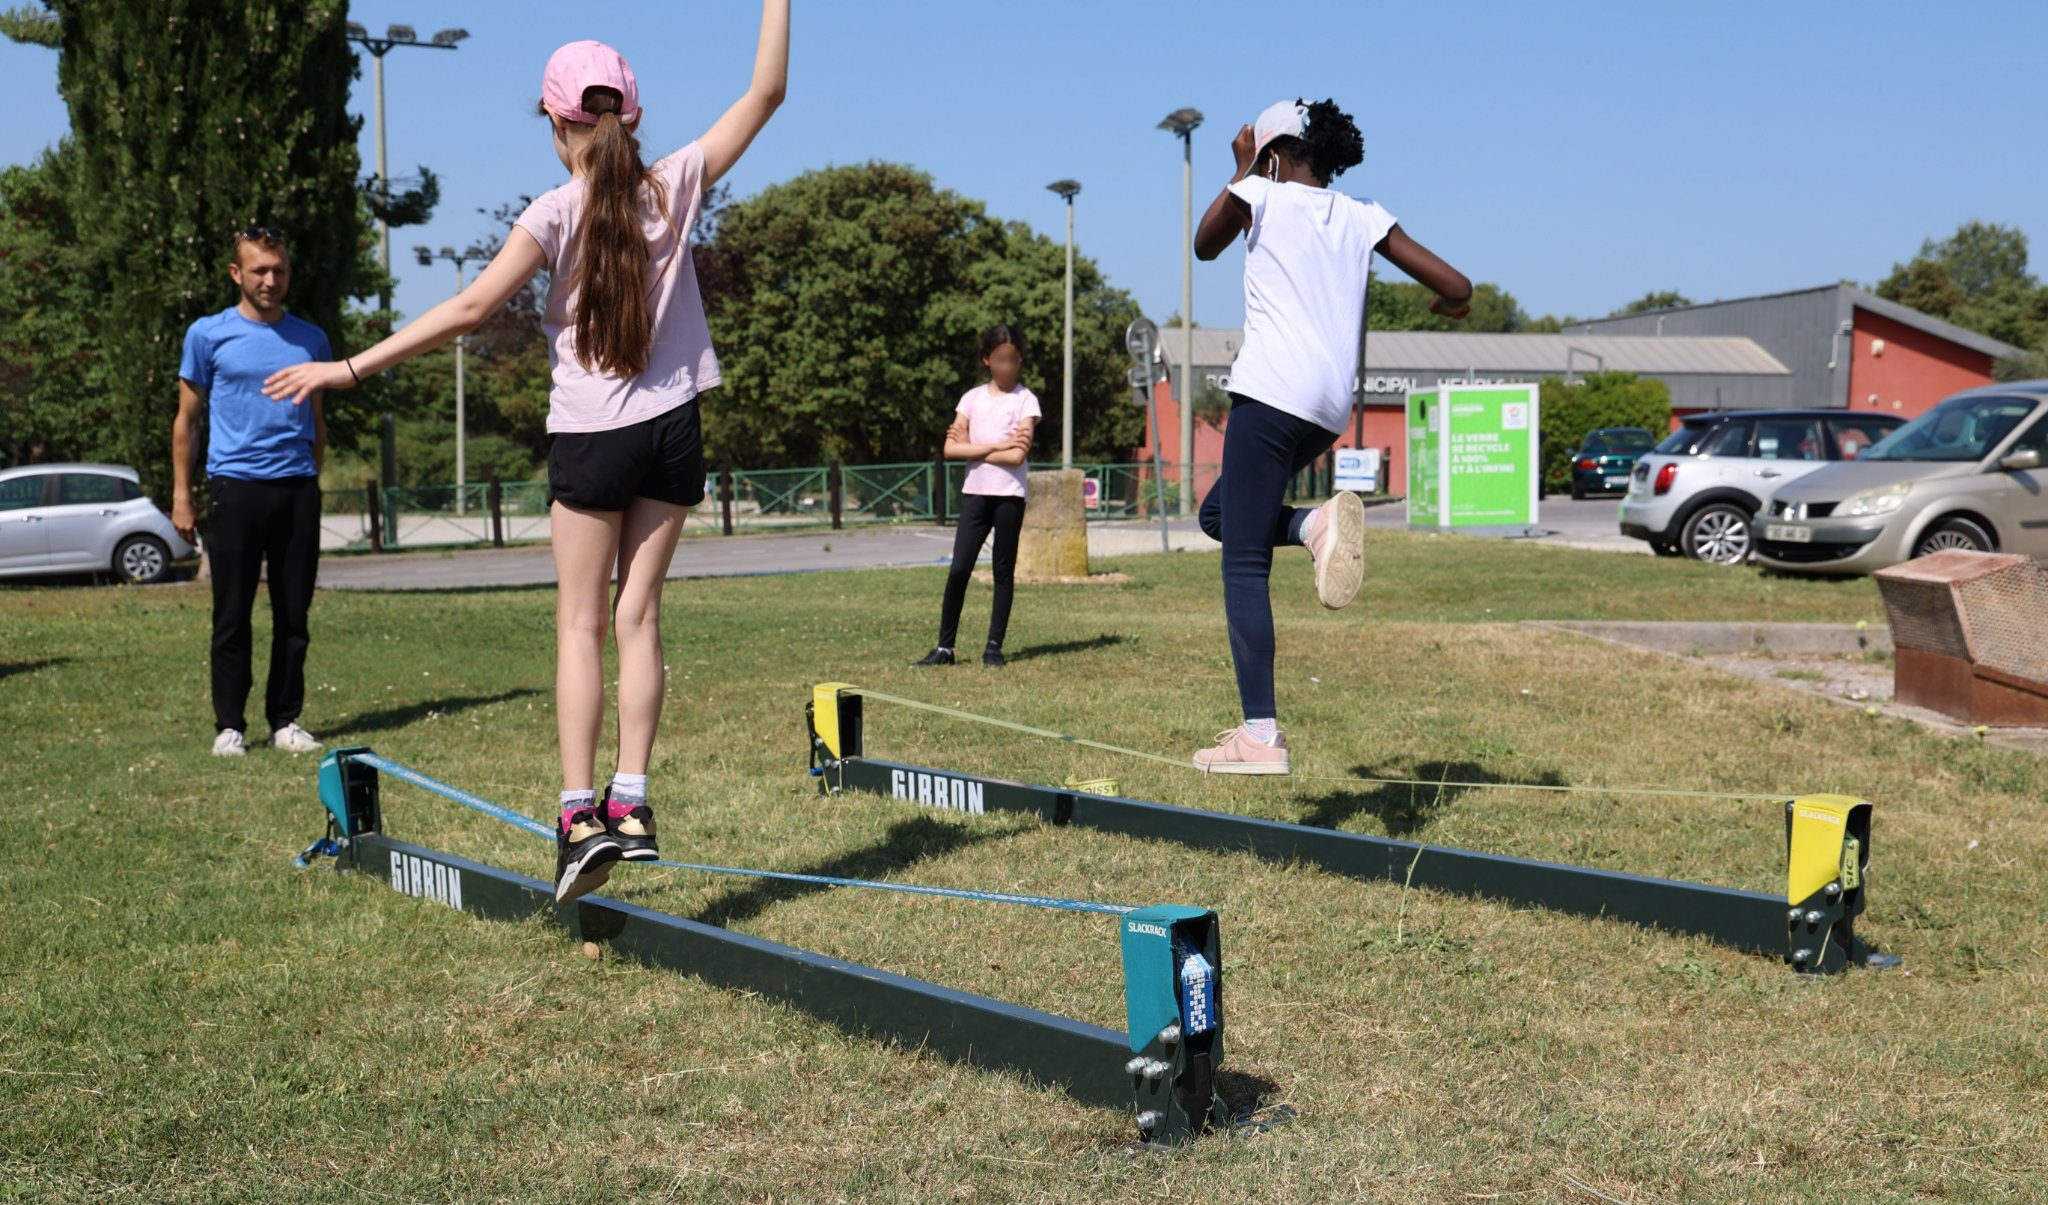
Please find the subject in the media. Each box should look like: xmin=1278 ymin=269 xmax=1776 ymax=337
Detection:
xmin=1604 ymin=477 xmax=1628 ymax=488
xmin=1764 ymin=524 xmax=1812 ymax=543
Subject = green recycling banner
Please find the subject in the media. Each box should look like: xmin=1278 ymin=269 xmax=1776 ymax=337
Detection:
xmin=1406 ymin=383 xmax=1539 ymax=533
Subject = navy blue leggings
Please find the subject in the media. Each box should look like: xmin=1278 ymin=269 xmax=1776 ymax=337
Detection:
xmin=1197 ymin=395 xmax=1340 ymax=720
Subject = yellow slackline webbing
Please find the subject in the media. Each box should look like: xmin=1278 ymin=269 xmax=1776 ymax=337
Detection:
xmin=846 ymin=687 xmax=1796 ymax=804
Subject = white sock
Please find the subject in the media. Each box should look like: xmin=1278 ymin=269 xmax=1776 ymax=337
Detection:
xmin=1244 ymin=718 xmax=1280 ymax=745
xmin=610 ymin=772 xmax=648 ymax=801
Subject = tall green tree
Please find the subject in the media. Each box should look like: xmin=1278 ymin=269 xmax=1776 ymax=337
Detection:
xmin=1875 ymin=220 xmax=2048 ymax=353
xmin=694 ymin=162 xmax=1143 ymax=466
xmin=0 ymin=145 xmax=103 ymax=466
xmin=35 ymin=0 xmax=367 ymax=489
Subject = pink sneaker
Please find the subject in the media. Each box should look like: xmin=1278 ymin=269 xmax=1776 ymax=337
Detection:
xmin=1305 ymin=491 xmax=1366 ymax=609
xmin=1192 ymin=727 xmax=1292 ymax=776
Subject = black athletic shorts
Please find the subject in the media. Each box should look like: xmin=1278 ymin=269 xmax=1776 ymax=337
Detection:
xmin=547 ymin=400 xmax=706 ymax=511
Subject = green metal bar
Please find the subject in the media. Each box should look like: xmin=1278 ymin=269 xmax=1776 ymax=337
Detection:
xmin=814 ymin=752 xmax=1880 ymax=969
xmin=350 ymin=832 xmax=1137 ymax=1108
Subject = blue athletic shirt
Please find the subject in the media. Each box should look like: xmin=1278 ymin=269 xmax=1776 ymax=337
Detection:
xmin=178 ymin=307 xmax=332 ymax=480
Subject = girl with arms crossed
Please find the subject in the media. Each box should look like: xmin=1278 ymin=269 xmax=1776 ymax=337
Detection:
xmin=266 ymin=2 xmax=791 ymax=901
xmin=913 ymin=324 xmax=1039 ymax=669
xmin=1189 ymin=98 xmax=1471 ymax=774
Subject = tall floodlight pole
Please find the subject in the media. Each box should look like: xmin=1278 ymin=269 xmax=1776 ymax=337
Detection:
xmin=1046 ymin=180 xmax=1082 ymax=468
xmin=345 ymin=23 xmax=468 ymax=313
xmin=416 ymin=246 xmax=482 ymax=510
xmin=1158 ymin=108 xmax=1203 ymax=514
xmin=346 ymin=22 xmax=467 ymax=522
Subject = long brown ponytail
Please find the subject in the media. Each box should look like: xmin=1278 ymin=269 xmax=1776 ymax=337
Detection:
xmin=567 ymin=85 xmax=666 ymax=377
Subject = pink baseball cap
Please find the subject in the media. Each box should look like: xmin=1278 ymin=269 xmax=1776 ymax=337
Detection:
xmin=540 ymin=40 xmax=641 ymax=125
xmin=1250 ymin=99 xmax=1309 ymax=164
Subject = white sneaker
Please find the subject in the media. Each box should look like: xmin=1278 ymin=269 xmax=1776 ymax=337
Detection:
xmin=269 ymin=722 xmax=323 ymax=754
xmin=1305 ymin=491 xmax=1366 ymax=610
xmin=213 ymin=728 xmax=246 ymax=758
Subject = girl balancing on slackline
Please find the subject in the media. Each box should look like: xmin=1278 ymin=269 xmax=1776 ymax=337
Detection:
xmin=1188 ymin=98 xmax=1472 ymax=775
xmin=912 ymin=324 xmax=1040 ymax=670
xmin=264 ymin=2 xmax=791 ymax=902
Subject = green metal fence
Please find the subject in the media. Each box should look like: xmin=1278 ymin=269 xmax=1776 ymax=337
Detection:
xmin=321 ymin=461 xmax=1234 ymax=551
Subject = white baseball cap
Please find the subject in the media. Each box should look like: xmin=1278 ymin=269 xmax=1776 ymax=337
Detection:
xmin=1250 ymin=99 xmax=1308 ymax=164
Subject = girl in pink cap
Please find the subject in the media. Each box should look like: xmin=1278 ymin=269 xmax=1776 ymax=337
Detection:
xmin=266 ymin=1 xmax=791 ymax=903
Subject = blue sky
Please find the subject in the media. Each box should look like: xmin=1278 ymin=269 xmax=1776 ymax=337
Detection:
xmin=3 ymin=1 xmax=2044 ymax=331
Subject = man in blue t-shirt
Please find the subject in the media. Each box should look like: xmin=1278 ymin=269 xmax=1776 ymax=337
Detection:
xmin=172 ymin=227 xmax=332 ymax=758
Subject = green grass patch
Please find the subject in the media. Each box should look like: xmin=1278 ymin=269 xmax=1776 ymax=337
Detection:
xmin=2 ymin=531 xmax=2042 ymax=1201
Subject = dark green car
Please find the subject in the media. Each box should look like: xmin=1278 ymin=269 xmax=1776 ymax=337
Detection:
xmin=1567 ymin=427 xmax=1657 ymax=499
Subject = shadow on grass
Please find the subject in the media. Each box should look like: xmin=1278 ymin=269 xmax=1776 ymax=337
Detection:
xmin=1004 ymin=634 xmax=1130 ymax=664
xmin=0 ymin=657 xmax=69 ymax=683
xmin=330 ymin=687 xmax=541 ymax=738
xmin=686 ymin=814 xmax=1001 ymax=930
xmin=1294 ymin=761 xmax=1569 ymax=837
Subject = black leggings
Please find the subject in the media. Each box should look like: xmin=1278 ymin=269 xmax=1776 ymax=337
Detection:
xmin=1197 ymin=396 xmax=1339 ymax=719
xmin=207 ymin=475 xmax=321 ymax=733
xmin=938 ymin=493 xmax=1026 ymax=650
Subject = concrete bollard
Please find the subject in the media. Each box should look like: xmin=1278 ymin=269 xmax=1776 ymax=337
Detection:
xmin=1017 ymin=469 xmax=1089 ymax=581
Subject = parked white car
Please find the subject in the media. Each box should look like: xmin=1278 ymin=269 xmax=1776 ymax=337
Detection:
xmin=1618 ymin=409 xmax=1905 ymax=563
xmin=0 ymin=463 xmax=197 ymax=583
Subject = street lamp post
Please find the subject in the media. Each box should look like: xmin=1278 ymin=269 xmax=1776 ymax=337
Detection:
xmin=1045 ymin=180 xmax=1081 ymax=468
xmin=344 ymin=23 xmax=468 ymax=314
xmin=346 ymin=22 xmax=466 ymax=526
xmin=1158 ymin=108 xmax=1203 ymax=515
xmin=416 ymin=246 xmax=482 ymax=511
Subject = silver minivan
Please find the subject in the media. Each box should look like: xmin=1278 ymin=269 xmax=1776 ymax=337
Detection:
xmin=1619 ymin=409 xmax=1905 ymax=563
xmin=1756 ymin=385 xmax=2048 ymax=575
xmin=0 ymin=463 xmax=197 ymax=583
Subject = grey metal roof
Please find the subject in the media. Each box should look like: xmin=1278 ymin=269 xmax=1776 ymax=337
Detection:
xmin=1572 ymin=283 xmax=2023 ymax=361
xmin=1363 ymin=332 xmax=1789 ymax=375
xmin=1160 ymin=326 xmax=1789 ymax=376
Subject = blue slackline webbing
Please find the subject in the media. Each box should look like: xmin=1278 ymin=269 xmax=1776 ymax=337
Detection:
xmin=345 ymin=752 xmax=1136 ymax=917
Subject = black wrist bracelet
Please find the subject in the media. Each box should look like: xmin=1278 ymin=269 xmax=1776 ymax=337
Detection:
xmin=345 ymin=357 xmax=361 ymax=385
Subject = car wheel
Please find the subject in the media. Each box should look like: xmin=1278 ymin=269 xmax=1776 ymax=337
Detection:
xmin=1680 ymin=503 xmax=1753 ymax=565
xmin=1650 ymin=540 xmax=1683 ymax=557
xmin=1912 ymin=517 xmax=1994 ymax=558
xmin=114 ymin=534 xmax=171 ymax=584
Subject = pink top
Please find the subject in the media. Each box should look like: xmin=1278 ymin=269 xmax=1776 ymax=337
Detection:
xmin=513 ymin=141 xmax=721 ymax=434
xmin=956 ymin=383 xmax=1041 ymax=498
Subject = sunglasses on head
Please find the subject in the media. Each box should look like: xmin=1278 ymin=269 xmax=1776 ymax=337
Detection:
xmin=236 ymin=225 xmax=288 ymax=246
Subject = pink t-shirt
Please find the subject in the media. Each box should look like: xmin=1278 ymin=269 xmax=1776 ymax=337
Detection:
xmin=956 ymin=383 xmax=1041 ymax=498
xmin=514 ymin=141 xmax=722 ymax=434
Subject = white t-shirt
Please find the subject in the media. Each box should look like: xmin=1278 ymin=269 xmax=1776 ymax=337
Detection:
xmin=956 ymin=383 xmax=1042 ymax=497
xmin=1222 ymin=175 xmax=1397 ymax=434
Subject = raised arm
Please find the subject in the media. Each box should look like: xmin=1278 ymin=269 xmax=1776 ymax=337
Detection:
xmin=1194 ymin=124 xmax=1258 ymax=261
xmin=1377 ymin=225 xmax=1472 ymax=320
xmin=698 ymin=0 xmax=789 ymax=191
xmin=261 ymin=231 xmax=548 ymax=405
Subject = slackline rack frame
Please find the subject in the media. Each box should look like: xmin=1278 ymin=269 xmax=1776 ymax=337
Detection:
xmin=308 ymin=747 xmax=1232 ymax=1145
xmin=806 ymin=685 xmax=1898 ymax=975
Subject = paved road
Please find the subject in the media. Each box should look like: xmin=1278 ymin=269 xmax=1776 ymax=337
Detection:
xmin=315 ymin=497 xmax=1640 ymax=591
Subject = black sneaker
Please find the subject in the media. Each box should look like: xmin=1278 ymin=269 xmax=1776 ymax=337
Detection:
xmin=911 ymin=648 xmax=955 ymax=667
xmin=601 ymin=791 xmax=660 ymax=862
xmin=554 ymin=805 xmax=622 ymax=904
xmin=982 ymin=646 xmax=1007 ymax=668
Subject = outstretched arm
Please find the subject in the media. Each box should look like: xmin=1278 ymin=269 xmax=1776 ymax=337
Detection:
xmin=1378 ymin=225 xmax=1472 ymax=320
xmin=261 ymin=231 xmax=548 ymax=404
xmin=698 ymin=0 xmax=790 ymax=190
